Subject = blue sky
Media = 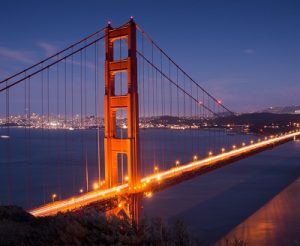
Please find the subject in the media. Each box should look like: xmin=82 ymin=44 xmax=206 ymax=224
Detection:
xmin=0 ymin=0 xmax=299 ymax=112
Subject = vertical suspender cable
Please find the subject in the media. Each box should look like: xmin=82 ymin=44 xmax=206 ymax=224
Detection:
xmin=28 ymin=76 xmax=32 ymax=207
xmin=84 ymin=48 xmax=89 ymax=191
xmin=41 ymin=64 xmax=46 ymax=204
xmin=95 ymin=41 xmax=101 ymax=185
xmin=5 ymin=78 xmax=11 ymax=205
xmin=64 ymin=58 xmax=67 ymax=199
xmin=47 ymin=68 xmax=50 ymax=202
xmin=71 ymin=50 xmax=75 ymax=193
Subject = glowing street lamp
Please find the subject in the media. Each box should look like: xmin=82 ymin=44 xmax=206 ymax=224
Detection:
xmin=221 ymin=148 xmax=225 ymax=153
xmin=208 ymin=151 xmax=213 ymax=157
xmin=154 ymin=166 xmax=159 ymax=173
xmin=93 ymin=182 xmax=99 ymax=190
xmin=193 ymin=155 xmax=198 ymax=161
xmin=52 ymin=193 xmax=57 ymax=202
xmin=232 ymin=145 xmax=236 ymax=149
xmin=124 ymin=176 xmax=129 ymax=181
xmin=79 ymin=188 xmax=83 ymax=194
xmin=242 ymin=142 xmax=246 ymax=147
xmin=175 ymin=160 xmax=180 ymax=166
xmin=146 ymin=191 xmax=152 ymax=198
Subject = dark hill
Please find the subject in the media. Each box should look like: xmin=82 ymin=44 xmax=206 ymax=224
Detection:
xmin=0 ymin=206 xmax=198 ymax=246
xmin=215 ymin=113 xmax=300 ymax=126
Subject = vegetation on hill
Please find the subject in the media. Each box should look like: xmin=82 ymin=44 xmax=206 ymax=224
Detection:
xmin=0 ymin=206 xmax=200 ymax=245
xmin=4 ymin=206 xmax=298 ymax=245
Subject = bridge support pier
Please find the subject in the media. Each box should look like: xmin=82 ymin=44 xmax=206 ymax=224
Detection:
xmin=105 ymin=193 xmax=142 ymax=227
xmin=104 ymin=18 xmax=141 ymax=225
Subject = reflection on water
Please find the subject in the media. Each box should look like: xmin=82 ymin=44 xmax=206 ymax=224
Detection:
xmin=142 ymin=141 xmax=300 ymax=245
xmin=0 ymin=128 xmax=256 ymax=208
xmin=222 ymin=170 xmax=300 ymax=245
xmin=0 ymin=128 xmax=299 ymax=244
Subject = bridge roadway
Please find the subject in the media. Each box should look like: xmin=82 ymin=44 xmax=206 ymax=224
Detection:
xmin=29 ymin=130 xmax=300 ymax=217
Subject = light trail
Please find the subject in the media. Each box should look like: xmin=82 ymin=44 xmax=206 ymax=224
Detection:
xmin=29 ymin=130 xmax=300 ymax=217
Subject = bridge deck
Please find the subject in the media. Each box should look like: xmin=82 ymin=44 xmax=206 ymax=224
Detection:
xmin=29 ymin=131 xmax=300 ymax=217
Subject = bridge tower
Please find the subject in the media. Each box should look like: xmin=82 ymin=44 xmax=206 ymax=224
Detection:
xmin=104 ymin=18 xmax=141 ymax=224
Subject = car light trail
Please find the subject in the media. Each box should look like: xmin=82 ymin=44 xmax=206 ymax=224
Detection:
xmin=29 ymin=131 xmax=300 ymax=217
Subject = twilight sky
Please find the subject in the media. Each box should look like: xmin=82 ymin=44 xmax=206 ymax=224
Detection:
xmin=0 ymin=0 xmax=299 ymax=112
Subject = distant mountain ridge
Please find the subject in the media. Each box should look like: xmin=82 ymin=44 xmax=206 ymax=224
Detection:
xmin=259 ymin=105 xmax=300 ymax=114
xmin=215 ymin=112 xmax=300 ymax=126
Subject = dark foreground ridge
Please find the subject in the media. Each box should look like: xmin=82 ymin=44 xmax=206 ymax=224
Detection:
xmin=0 ymin=206 xmax=202 ymax=246
xmin=3 ymin=206 xmax=297 ymax=245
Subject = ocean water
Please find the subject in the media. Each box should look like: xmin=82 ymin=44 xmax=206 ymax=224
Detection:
xmin=142 ymin=140 xmax=300 ymax=244
xmin=0 ymin=128 xmax=255 ymax=208
xmin=1 ymin=128 xmax=299 ymax=244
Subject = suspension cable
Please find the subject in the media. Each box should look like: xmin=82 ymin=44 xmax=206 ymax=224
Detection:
xmin=136 ymin=25 xmax=234 ymax=115
xmin=136 ymin=51 xmax=216 ymax=116
xmin=0 ymin=27 xmax=106 ymax=85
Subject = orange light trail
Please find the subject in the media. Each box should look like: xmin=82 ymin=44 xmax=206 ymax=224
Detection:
xmin=29 ymin=131 xmax=300 ymax=217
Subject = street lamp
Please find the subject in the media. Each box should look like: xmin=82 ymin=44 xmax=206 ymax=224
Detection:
xmin=52 ymin=193 xmax=57 ymax=202
xmin=93 ymin=182 xmax=99 ymax=190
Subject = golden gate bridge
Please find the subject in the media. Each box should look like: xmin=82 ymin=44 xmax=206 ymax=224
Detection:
xmin=0 ymin=18 xmax=299 ymax=225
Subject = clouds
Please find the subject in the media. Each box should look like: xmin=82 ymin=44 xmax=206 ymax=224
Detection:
xmin=0 ymin=41 xmax=60 ymax=66
xmin=243 ymin=48 xmax=255 ymax=55
xmin=0 ymin=46 xmax=36 ymax=64
xmin=37 ymin=42 xmax=58 ymax=56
